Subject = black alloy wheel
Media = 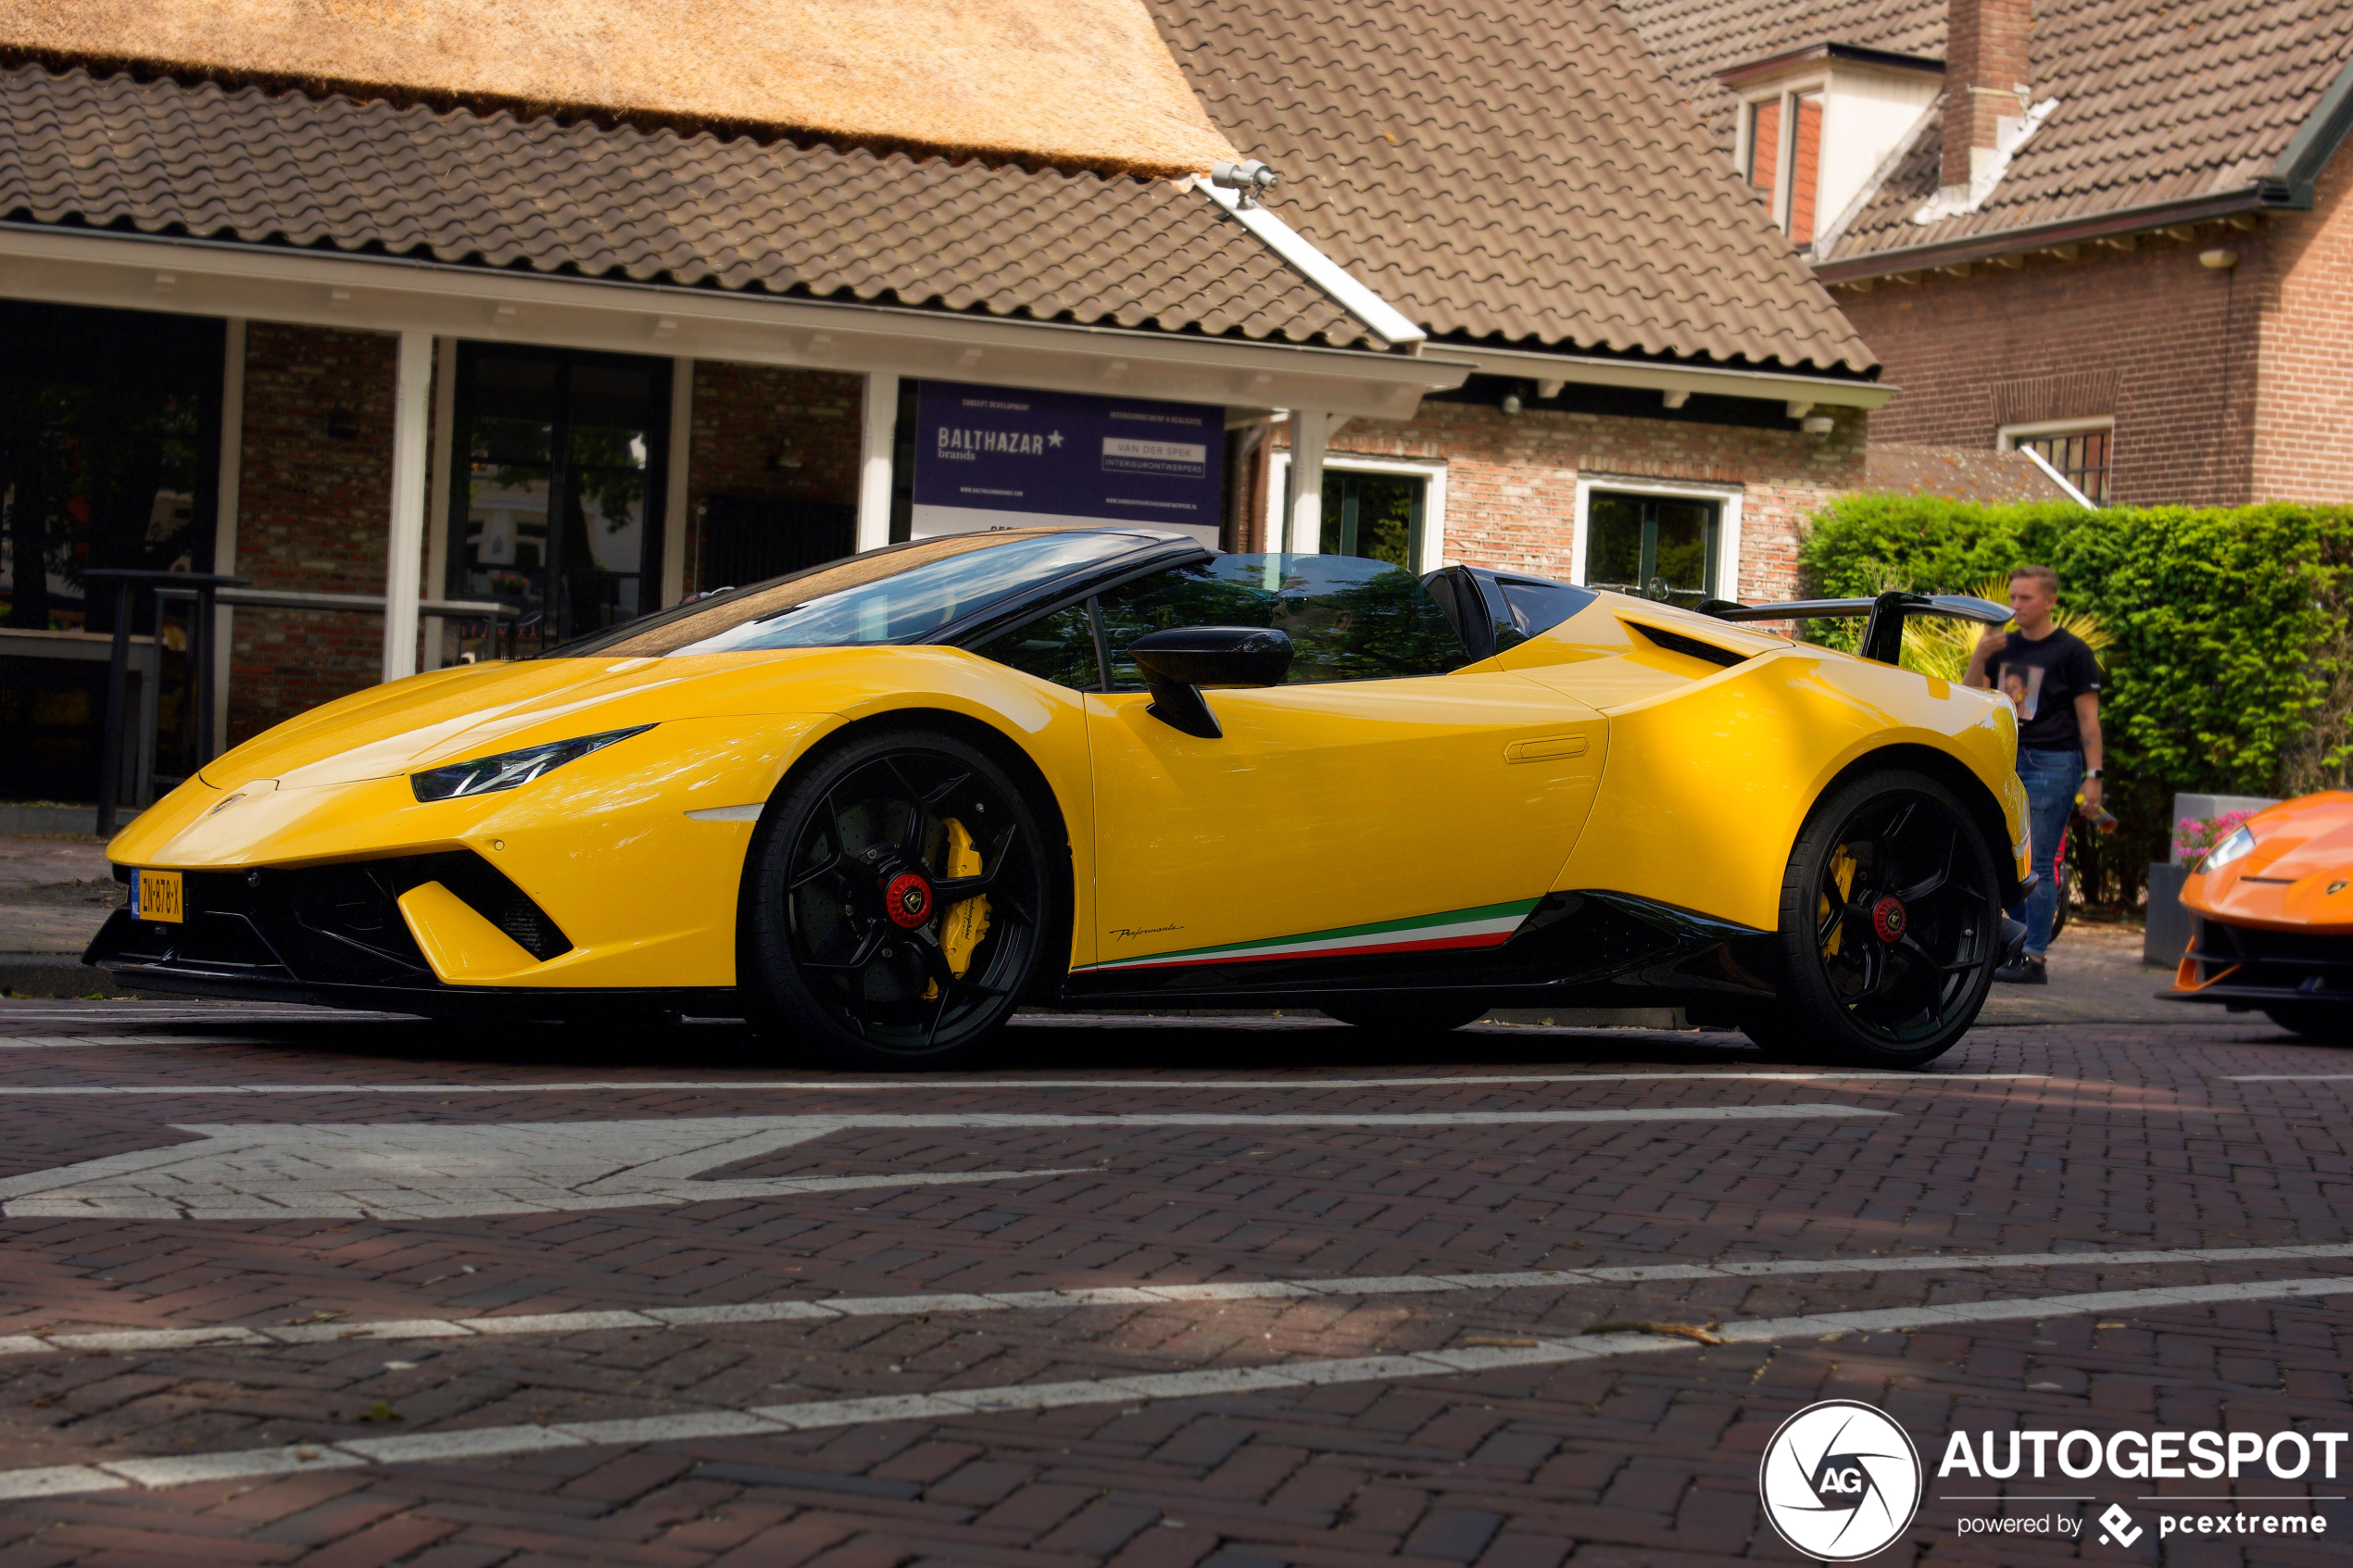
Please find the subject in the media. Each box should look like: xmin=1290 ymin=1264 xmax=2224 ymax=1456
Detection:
xmin=1743 ymin=768 xmax=2002 ymax=1068
xmin=743 ymin=728 xmax=1061 ymax=1070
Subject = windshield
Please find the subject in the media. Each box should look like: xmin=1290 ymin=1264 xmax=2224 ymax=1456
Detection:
xmin=547 ymin=530 xmax=1166 ymax=657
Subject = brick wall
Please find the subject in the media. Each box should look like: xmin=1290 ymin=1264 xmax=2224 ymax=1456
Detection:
xmin=683 ymin=361 xmax=863 ymax=595
xmin=2253 ymin=153 xmax=2353 ymax=502
xmin=1833 ymin=227 xmax=2267 ymax=506
xmin=1299 ymin=399 xmax=1866 ymax=601
xmin=225 ymin=322 xmax=403 ymax=746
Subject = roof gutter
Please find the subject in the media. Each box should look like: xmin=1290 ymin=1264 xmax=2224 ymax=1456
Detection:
xmin=1190 ymin=178 xmax=1428 ymax=353
xmin=1455 ymin=344 xmax=1893 ymax=409
xmin=1813 ymin=187 xmax=2278 ymax=283
xmin=2271 ymin=53 xmax=2353 ymax=207
xmin=1818 ymin=55 xmax=2353 ymax=285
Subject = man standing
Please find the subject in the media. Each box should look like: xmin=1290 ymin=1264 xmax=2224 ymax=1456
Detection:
xmin=1965 ymin=565 xmax=2105 ymax=984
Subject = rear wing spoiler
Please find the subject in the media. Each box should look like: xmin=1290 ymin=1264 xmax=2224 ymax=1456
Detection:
xmin=1697 ymin=591 xmax=2010 ymax=666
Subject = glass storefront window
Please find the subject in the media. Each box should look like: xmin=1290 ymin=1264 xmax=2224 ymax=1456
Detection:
xmin=447 ymin=346 xmax=670 ymax=657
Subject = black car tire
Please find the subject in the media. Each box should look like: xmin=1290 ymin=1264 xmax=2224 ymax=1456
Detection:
xmin=2262 ymin=1002 xmax=2350 ymax=1043
xmin=1740 ymin=768 xmax=2003 ymax=1069
xmin=1321 ymin=997 xmax=1492 ymax=1036
xmin=741 ymin=725 xmax=1064 ymax=1071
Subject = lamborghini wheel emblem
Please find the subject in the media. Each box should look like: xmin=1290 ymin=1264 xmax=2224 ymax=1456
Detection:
xmin=1871 ymin=895 xmax=1907 ymax=943
xmin=884 ymin=872 xmax=934 ymax=929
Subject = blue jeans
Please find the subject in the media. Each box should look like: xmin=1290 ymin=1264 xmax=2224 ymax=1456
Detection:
xmin=2010 ymin=747 xmax=2084 ymax=960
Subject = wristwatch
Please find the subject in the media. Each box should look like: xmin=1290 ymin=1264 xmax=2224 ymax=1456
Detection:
xmin=2083 ymin=768 xmax=2104 ymax=780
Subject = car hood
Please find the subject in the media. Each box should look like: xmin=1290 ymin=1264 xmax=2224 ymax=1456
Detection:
xmin=199 ymin=652 xmax=834 ymax=790
xmin=2237 ymin=792 xmax=2353 ymax=880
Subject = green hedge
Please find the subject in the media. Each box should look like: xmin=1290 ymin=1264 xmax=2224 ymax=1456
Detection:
xmin=1800 ymin=495 xmax=2353 ymax=902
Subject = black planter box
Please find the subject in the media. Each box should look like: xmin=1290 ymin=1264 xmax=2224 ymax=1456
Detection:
xmin=2143 ymin=860 xmax=2193 ymax=969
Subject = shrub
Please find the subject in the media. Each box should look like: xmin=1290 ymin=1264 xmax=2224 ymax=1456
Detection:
xmin=1800 ymin=496 xmax=2353 ymax=905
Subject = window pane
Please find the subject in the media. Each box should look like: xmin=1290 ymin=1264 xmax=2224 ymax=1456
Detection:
xmin=1316 ymin=471 xmax=1421 ymax=566
xmin=2016 ymin=429 xmax=2111 ymax=504
xmin=1495 ymin=576 xmax=1598 ymax=641
xmin=1584 ymin=492 xmax=1720 ymax=606
xmin=1789 ymin=93 xmax=1824 ymax=246
xmin=1584 ymin=494 xmax=1644 ymax=589
xmin=1748 ymin=98 xmax=1781 ymax=209
xmin=973 ymin=601 xmax=1100 ymax=690
xmin=1651 ymin=500 xmax=1716 ymax=598
xmin=1099 ymin=553 xmax=1469 ymax=687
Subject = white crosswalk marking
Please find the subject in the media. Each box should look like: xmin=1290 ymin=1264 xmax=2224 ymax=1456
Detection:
xmin=0 ymin=1106 xmax=1886 ymax=1221
xmin=6 ymin=1273 xmax=2347 ymax=1500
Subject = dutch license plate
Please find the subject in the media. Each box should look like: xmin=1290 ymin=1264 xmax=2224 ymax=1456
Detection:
xmin=132 ymin=869 xmax=183 ymax=924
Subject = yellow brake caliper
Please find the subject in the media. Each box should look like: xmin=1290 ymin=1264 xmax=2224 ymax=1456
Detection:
xmin=1820 ymin=847 xmax=1858 ymax=958
xmin=922 ymin=818 xmax=993 ymax=1000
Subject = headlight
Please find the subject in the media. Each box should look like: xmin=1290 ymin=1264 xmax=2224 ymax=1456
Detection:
xmin=409 ymin=724 xmax=654 ymax=802
xmin=2201 ymin=824 xmax=2257 ymax=872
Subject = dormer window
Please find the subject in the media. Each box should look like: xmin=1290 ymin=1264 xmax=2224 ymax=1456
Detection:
xmin=1719 ymin=44 xmax=1944 ymax=256
xmin=1745 ymin=88 xmax=1825 ymax=246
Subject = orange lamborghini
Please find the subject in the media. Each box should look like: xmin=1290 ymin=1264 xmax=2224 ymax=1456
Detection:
xmin=2165 ymin=790 xmax=2353 ymax=1040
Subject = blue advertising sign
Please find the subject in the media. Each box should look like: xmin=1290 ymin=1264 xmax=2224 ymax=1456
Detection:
xmin=912 ymin=381 xmax=1225 ymax=546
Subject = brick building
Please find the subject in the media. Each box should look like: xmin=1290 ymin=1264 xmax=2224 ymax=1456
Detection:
xmin=1155 ymin=0 xmax=1890 ymax=603
xmin=2 ymin=0 xmax=1891 ymax=819
xmin=0 ymin=11 xmax=1456 ymax=812
xmin=1617 ymin=0 xmax=2353 ymax=506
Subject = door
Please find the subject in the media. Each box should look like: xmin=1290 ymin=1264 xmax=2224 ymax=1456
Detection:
xmin=1080 ymin=554 xmax=1606 ymax=979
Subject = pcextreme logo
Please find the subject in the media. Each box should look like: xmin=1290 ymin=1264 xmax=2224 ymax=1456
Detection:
xmin=1758 ymin=1400 xmax=1925 ymax=1561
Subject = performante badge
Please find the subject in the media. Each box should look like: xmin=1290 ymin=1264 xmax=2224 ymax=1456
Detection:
xmin=1871 ymin=895 xmax=1907 ymax=943
xmin=884 ymin=872 xmax=934 ymax=929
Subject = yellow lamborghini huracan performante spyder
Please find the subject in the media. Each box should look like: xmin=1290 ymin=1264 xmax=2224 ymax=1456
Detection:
xmin=92 ymin=528 xmax=2032 ymax=1069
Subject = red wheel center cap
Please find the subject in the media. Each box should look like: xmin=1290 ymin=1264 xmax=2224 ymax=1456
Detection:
xmin=1871 ymin=895 xmax=1907 ymax=943
xmin=883 ymin=872 xmax=934 ymax=929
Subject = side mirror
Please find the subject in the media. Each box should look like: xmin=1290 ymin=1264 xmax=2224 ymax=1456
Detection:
xmin=1126 ymin=626 xmax=1294 ymax=738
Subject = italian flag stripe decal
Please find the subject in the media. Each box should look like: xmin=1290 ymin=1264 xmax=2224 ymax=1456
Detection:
xmin=1080 ymin=898 xmax=1541 ymax=974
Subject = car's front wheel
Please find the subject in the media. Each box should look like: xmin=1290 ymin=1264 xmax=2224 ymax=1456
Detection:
xmin=741 ymin=727 xmax=1061 ymax=1071
xmin=1742 ymin=768 xmax=2002 ymax=1069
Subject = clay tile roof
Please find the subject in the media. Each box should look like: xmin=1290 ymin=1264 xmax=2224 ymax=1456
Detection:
xmin=1616 ymin=0 xmax=2353 ymax=264
xmin=0 ymin=0 xmax=1238 ymax=180
xmin=1863 ymin=444 xmax=2075 ymax=503
xmin=1150 ymin=0 xmax=1878 ymax=375
xmin=0 ymin=64 xmax=1372 ymax=347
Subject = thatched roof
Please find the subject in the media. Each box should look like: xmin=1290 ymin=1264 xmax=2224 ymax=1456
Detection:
xmin=0 ymin=0 xmax=1239 ymax=178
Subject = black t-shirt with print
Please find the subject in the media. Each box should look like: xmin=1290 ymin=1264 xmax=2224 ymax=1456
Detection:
xmin=1991 ymin=627 xmax=2103 ymax=750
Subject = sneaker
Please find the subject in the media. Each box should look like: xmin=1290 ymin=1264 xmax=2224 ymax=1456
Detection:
xmin=1994 ymin=958 xmax=2048 ymax=985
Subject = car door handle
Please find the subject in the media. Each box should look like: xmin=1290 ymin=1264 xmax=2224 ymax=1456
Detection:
xmin=1504 ymin=735 xmax=1590 ymax=763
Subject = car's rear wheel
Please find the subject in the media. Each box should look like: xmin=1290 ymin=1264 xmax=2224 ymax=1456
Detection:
xmin=742 ymin=728 xmax=1059 ymax=1070
xmin=2263 ymin=1002 xmax=2350 ymax=1043
xmin=1741 ymin=769 xmax=2001 ymax=1069
xmin=1321 ymin=997 xmax=1491 ymax=1036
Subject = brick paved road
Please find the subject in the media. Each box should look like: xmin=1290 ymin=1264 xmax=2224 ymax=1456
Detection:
xmin=0 ymin=1001 xmax=2346 ymax=1566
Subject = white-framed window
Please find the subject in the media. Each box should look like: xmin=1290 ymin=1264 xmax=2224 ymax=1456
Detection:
xmin=1737 ymin=81 xmax=1827 ymax=247
xmin=1570 ymin=476 xmax=1746 ymax=606
xmin=1999 ymin=418 xmax=2114 ymax=504
xmin=1266 ymin=451 xmax=1449 ymax=574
